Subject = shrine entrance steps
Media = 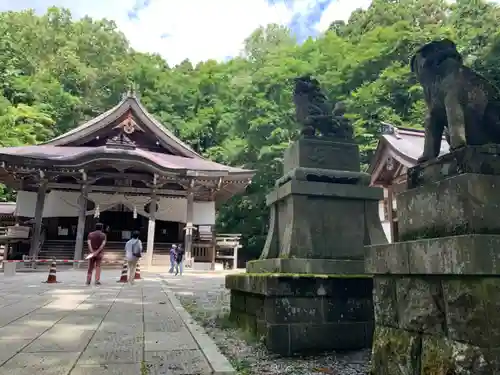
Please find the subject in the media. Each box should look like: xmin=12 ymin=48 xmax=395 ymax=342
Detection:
xmin=38 ymin=240 xmax=175 ymax=267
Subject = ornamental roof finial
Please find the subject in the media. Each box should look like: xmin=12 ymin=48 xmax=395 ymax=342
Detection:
xmin=122 ymin=82 xmax=137 ymax=99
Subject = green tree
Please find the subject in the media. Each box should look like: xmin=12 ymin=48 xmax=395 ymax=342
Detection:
xmin=0 ymin=2 xmax=498 ymax=261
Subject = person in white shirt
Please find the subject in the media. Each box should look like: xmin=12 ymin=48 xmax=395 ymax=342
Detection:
xmin=125 ymin=230 xmax=142 ymax=285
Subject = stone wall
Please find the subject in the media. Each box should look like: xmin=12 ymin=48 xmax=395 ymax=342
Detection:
xmin=226 ymin=274 xmax=374 ymax=356
xmin=371 ymin=274 xmax=500 ymax=374
xmin=366 ymin=150 xmax=500 ymax=374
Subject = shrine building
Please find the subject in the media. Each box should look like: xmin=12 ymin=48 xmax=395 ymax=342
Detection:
xmin=0 ymin=92 xmax=254 ymax=268
xmin=368 ymin=123 xmax=449 ymax=243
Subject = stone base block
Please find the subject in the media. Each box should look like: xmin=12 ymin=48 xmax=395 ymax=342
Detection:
xmin=261 ymin=180 xmax=385 ymax=260
xmin=247 ymin=258 xmax=365 ymax=274
xmin=367 ymin=234 xmax=500 ymax=373
xmin=397 ymin=173 xmax=500 ymax=241
xmin=407 ymin=144 xmax=500 ymax=189
xmin=225 ymin=273 xmax=373 ymax=356
xmin=372 ymin=326 xmax=500 ymax=375
xmin=3 ymin=262 xmax=16 ymax=276
xmin=365 ymin=234 xmax=500 ymax=275
xmin=276 ymin=167 xmax=371 ymax=187
xmin=283 ymin=137 xmax=360 ymax=173
xmin=368 ymin=270 xmax=500 ymax=373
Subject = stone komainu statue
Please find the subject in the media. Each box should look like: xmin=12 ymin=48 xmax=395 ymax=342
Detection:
xmin=292 ymin=75 xmax=353 ymax=139
xmin=411 ymin=39 xmax=500 ymax=163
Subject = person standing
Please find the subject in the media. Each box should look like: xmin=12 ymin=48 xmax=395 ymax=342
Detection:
xmin=125 ymin=230 xmax=142 ymax=285
xmin=175 ymin=245 xmax=185 ymax=276
xmin=86 ymin=223 xmax=106 ymax=286
xmin=168 ymin=244 xmax=177 ymax=273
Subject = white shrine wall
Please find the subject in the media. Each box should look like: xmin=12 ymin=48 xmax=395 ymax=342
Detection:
xmin=15 ymin=190 xmax=215 ymax=225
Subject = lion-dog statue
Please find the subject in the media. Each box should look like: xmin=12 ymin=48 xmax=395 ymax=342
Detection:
xmin=411 ymin=39 xmax=500 ymax=163
xmin=293 ymin=75 xmax=353 ymax=139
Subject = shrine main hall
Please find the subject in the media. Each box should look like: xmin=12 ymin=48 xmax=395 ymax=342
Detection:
xmin=0 ymin=92 xmax=254 ymax=268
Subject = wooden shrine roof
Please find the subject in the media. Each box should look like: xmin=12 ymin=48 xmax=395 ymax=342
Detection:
xmin=0 ymin=145 xmax=252 ymax=179
xmin=45 ymin=91 xmax=202 ymax=159
xmin=0 ymin=91 xmax=255 ymax=185
xmin=369 ymin=123 xmax=450 ymax=186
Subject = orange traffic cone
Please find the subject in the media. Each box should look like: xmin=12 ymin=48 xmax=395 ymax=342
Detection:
xmin=134 ymin=261 xmax=141 ymax=280
xmin=44 ymin=259 xmax=59 ymax=284
xmin=117 ymin=260 xmax=128 ymax=283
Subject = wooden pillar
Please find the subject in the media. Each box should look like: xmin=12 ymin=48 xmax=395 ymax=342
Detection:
xmin=233 ymin=245 xmax=239 ymax=270
xmin=184 ymin=182 xmax=195 ymax=262
xmin=387 ymin=185 xmax=395 ymax=243
xmin=146 ymin=188 xmax=157 ymax=268
xmin=73 ymin=176 xmax=89 ymax=261
xmin=211 ymin=227 xmax=216 ymax=271
xmin=29 ymin=176 xmax=48 ymax=259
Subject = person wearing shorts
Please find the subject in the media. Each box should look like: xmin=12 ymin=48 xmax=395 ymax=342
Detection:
xmin=86 ymin=223 xmax=106 ymax=285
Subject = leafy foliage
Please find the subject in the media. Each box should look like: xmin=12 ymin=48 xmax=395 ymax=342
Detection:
xmin=0 ymin=1 xmax=499 ymax=260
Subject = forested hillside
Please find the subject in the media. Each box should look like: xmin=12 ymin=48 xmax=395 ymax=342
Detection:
xmin=0 ymin=0 xmax=499 ymax=259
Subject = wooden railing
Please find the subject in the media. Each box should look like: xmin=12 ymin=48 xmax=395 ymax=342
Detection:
xmin=0 ymin=226 xmax=30 ymax=239
xmin=192 ymin=243 xmax=214 ymax=262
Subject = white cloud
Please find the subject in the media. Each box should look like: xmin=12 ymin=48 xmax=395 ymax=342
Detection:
xmin=315 ymin=0 xmax=371 ymax=32
xmin=118 ymin=0 xmax=294 ymax=66
xmin=6 ymin=0 xmax=500 ymax=65
xmin=0 ymin=0 xmax=299 ymax=66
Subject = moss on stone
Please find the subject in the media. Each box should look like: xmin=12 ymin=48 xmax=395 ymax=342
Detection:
xmin=228 ymin=311 xmax=262 ymax=344
xmin=399 ymin=223 xmax=500 ymax=242
xmin=230 ymin=272 xmax=372 ymax=279
xmin=421 ymin=337 xmax=453 ymax=375
xmin=371 ymin=326 xmax=421 ymax=375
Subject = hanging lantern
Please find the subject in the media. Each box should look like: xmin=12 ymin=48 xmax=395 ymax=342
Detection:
xmin=133 ymin=205 xmax=137 ymax=219
xmin=94 ymin=204 xmax=100 ymax=218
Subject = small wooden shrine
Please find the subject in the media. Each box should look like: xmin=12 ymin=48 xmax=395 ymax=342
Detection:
xmin=368 ymin=123 xmax=449 ymax=242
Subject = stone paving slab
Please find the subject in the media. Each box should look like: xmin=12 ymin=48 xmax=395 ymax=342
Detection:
xmin=23 ymin=328 xmax=95 ymax=353
xmin=70 ymin=363 xmax=143 ymax=375
xmin=0 ymin=270 xmax=234 ymax=374
xmin=0 ymin=351 xmax=81 ymax=375
xmin=0 ymin=339 xmax=32 ymax=364
xmin=144 ymin=317 xmax=184 ymax=333
xmin=144 ymin=349 xmax=212 ymax=375
xmin=77 ymin=348 xmax=143 ymax=366
xmin=144 ymin=329 xmax=198 ymax=352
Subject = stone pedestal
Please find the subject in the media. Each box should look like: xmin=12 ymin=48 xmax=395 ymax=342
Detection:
xmin=226 ymin=137 xmax=387 ymax=356
xmin=226 ymin=274 xmax=373 ymax=355
xmin=366 ymin=146 xmax=500 ymax=374
xmin=3 ymin=262 xmax=16 ymax=276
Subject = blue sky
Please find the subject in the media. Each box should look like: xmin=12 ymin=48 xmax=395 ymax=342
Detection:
xmin=0 ymin=0 xmax=373 ymax=65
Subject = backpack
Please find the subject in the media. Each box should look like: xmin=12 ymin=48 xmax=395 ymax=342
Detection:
xmin=176 ymin=248 xmax=185 ymax=262
xmin=131 ymin=240 xmax=142 ymax=258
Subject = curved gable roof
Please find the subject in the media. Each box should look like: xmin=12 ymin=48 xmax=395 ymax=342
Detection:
xmin=369 ymin=123 xmax=450 ymax=185
xmin=44 ymin=92 xmax=202 ymax=159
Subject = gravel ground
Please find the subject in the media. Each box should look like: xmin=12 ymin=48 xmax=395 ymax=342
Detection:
xmin=162 ymin=271 xmax=371 ymax=375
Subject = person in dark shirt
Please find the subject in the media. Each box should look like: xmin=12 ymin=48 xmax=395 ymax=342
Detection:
xmin=174 ymin=245 xmax=185 ymax=276
xmin=86 ymin=222 xmax=107 ymax=285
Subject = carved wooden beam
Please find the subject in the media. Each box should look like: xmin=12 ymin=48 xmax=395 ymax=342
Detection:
xmin=209 ymin=177 xmax=224 ymax=199
xmin=1 ymin=164 xmax=236 ymax=184
xmin=43 ymin=182 xmax=191 ymax=197
xmin=144 ymin=173 xmax=166 ymax=189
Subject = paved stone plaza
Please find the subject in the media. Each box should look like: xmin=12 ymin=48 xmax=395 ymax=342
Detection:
xmin=0 ymin=269 xmax=233 ymax=375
